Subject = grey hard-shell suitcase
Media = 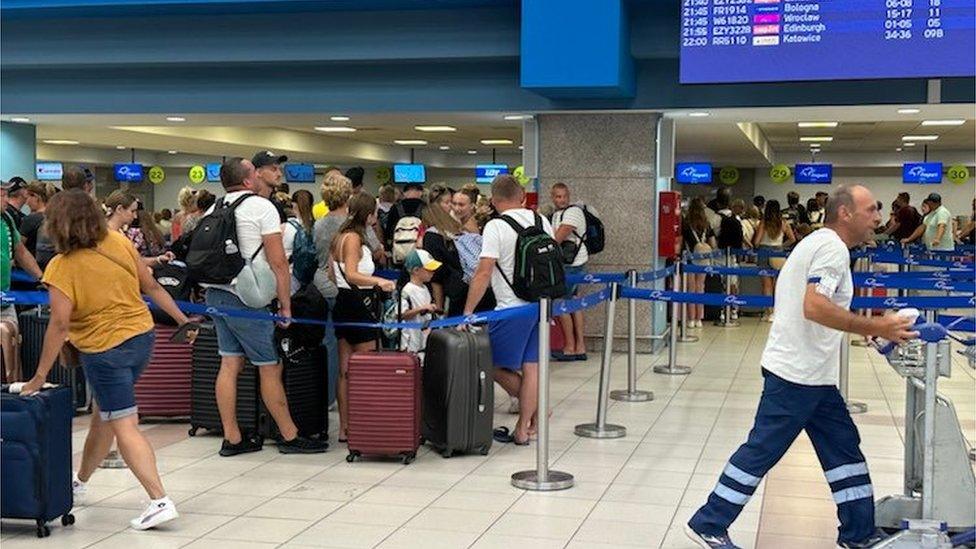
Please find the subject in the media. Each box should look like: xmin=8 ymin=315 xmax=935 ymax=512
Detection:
xmin=421 ymin=329 xmax=493 ymax=458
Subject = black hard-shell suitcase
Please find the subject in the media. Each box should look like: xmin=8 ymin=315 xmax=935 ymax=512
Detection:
xmin=421 ymin=329 xmax=493 ymax=458
xmin=18 ymin=308 xmax=91 ymax=413
xmin=188 ymin=325 xmax=261 ymax=437
xmin=260 ymin=343 xmax=328 ymax=440
xmin=703 ymin=274 xmax=725 ymax=322
xmin=0 ymin=386 xmax=75 ymax=538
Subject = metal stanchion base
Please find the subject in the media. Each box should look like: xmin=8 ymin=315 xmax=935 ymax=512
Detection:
xmin=713 ymin=319 xmax=741 ymax=328
xmin=846 ymin=401 xmax=868 ymax=414
xmin=511 ymin=470 xmax=575 ymax=491
xmin=574 ymin=423 xmax=626 ymax=439
xmin=677 ymin=335 xmax=699 ymax=343
xmin=99 ymin=450 xmax=127 ymax=469
xmin=610 ymin=389 xmax=654 ymax=402
xmin=653 ymin=365 xmax=691 ymax=375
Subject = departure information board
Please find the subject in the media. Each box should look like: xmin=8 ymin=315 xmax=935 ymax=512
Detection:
xmin=679 ymin=0 xmax=976 ymax=84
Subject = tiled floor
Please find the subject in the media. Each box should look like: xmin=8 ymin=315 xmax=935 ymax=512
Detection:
xmin=3 ymin=318 xmax=974 ymax=548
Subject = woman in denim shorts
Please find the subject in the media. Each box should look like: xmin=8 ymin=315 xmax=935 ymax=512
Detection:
xmin=21 ymin=190 xmax=198 ymax=532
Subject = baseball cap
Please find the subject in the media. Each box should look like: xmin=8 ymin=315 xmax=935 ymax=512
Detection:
xmin=252 ymin=151 xmax=288 ymax=169
xmin=404 ymin=249 xmax=442 ymax=272
xmin=924 ymin=192 xmax=942 ymax=204
xmin=2 ymin=176 xmax=27 ymax=193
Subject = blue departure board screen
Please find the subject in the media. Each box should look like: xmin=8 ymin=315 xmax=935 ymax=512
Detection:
xmin=903 ymin=162 xmax=943 ymax=183
xmin=679 ymin=0 xmax=976 ymax=84
xmin=675 ymin=162 xmax=713 ymax=184
xmin=794 ymin=163 xmax=832 ymax=184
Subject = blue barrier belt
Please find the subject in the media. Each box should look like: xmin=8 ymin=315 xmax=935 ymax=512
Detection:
xmin=552 ymin=287 xmax=612 ymax=316
xmin=618 ymin=286 xmax=974 ymax=310
xmin=636 ymin=266 xmax=676 ymax=283
xmin=728 ymin=248 xmax=791 ymax=258
xmin=852 ymin=275 xmax=976 ymax=291
xmin=939 ymin=314 xmax=976 ymax=334
xmin=566 ymin=272 xmax=627 ymax=285
xmin=685 ymin=249 xmax=727 ymax=261
xmin=682 ymin=264 xmax=780 ymax=277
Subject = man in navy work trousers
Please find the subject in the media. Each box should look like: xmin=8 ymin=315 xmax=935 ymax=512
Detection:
xmin=685 ymin=185 xmax=917 ymax=549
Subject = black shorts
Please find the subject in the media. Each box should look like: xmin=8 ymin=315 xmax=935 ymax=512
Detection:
xmin=333 ymin=288 xmax=381 ymax=346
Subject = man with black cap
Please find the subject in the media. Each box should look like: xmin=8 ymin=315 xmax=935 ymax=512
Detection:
xmin=252 ymin=151 xmax=288 ymax=222
xmin=4 ymin=177 xmax=28 ymax=229
xmin=901 ymin=192 xmax=954 ymax=251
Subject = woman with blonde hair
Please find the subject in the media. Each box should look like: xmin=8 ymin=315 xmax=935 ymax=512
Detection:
xmin=421 ymin=192 xmax=467 ymax=315
xmin=170 ymin=187 xmax=197 ymax=240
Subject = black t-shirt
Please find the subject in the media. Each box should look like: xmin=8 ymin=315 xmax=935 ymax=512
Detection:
xmin=4 ymin=205 xmax=25 ymax=230
xmin=19 ymin=212 xmax=44 ymax=255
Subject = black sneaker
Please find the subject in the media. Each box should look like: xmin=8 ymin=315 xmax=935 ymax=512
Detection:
xmin=838 ymin=529 xmax=889 ymax=549
xmin=278 ymin=436 xmax=328 ymax=454
xmin=219 ymin=433 xmax=264 ymax=457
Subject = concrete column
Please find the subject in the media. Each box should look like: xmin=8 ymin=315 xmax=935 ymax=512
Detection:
xmin=537 ymin=112 xmax=660 ymax=352
xmin=1 ymin=122 xmax=36 ymax=182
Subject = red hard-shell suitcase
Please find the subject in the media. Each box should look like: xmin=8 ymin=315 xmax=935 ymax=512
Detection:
xmin=549 ymin=316 xmax=565 ymax=352
xmin=134 ymin=325 xmax=193 ymax=418
xmin=346 ymin=351 xmax=422 ymax=464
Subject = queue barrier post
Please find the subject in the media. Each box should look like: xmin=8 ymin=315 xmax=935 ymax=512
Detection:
xmin=839 ymin=333 xmax=868 ymax=414
xmin=654 ymin=265 xmax=692 ymax=376
xmin=575 ymin=283 xmax=627 ymax=439
xmin=512 ymin=297 xmax=575 ymax=491
xmin=851 ymin=251 xmax=873 ymax=347
xmin=676 ymin=259 xmax=699 ymax=343
xmin=714 ymin=248 xmax=740 ymax=328
xmin=610 ymin=270 xmax=654 ymax=403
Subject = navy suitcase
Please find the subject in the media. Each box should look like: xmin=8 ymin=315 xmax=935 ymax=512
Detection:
xmin=0 ymin=385 xmax=75 ymax=538
xmin=421 ymin=330 xmax=494 ymax=458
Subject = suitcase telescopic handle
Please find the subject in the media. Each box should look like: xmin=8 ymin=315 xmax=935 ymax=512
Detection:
xmin=477 ymin=370 xmax=487 ymax=413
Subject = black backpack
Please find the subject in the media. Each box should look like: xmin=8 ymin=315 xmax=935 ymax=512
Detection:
xmin=150 ymin=261 xmax=192 ymax=326
xmin=496 ymin=213 xmax=566 ymax=302
xmin=717 ymin=211 xmax=744 ymax=250
xmin=576 ymin=205 xmax=605 ymax=255
xmin=185 ymin=193 xmax=257 ymax=284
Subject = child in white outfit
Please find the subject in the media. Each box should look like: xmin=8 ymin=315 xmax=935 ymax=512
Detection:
xmin=399 ymin=249 xmax=441 ymax=357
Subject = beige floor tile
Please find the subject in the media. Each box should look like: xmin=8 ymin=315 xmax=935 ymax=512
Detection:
xmin=430 ymin=489 xmax=521 ymax=512
xmin=245 ymin=497 xmax=345 ymax=521
xmin=470 ymin=534 xmax=566 ymax=549
xmin=376 ymin=527 xmax=480 ymax=549
xmin=204 ymin=516 xmax=313 ymax=544
xmin=573 ymin=517 xmax=670 ymax=546
xmin=322 ymin=502 xmax=421 ymax=527
xmin=588 ymin=500 xmax=677 ymax=525
xmin=485 ymin=513 xmax=584 ymax=541
xmin=178 ymin=493 xmax=268 ymax=516
xmin=354 ymin=485 xmax=445 ymax=507
xmin=0 ymin=527 xmax=114 ymax=549
xmin=506 ymin=494 xmax=597 ymax=519
xmin=86 ymin=532 xmax=190 ymax=549
xmin=288 ymin=519 xmax=396 ymax=548
xmin=405 ymin=507 xmax=501 ymax=533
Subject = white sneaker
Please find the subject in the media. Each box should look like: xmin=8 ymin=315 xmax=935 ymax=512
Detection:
xmin=130 ymin=498 xmax=178 ymax=531
xmin=72 ymin=473 xmax=87 ymax=506
xmin=730 ymin=309 xmax=739 ymax=321
xmin=508 ymin=397 xmax=520 ymax=414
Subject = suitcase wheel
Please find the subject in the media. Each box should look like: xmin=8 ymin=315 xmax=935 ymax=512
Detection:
xmin=440 ymin=450 xmax=453 ymax=459
xmin=479 ymin=446 xmax=490 ymax=456
xmin=346 ymin=451 xmax=359 ymax=463
xmin=188 ymin=427 xmax=198 ymax=437
xmin=61 ymin=513 xmax=75 ymax=527
xmin=35 ymin=521 xmax=50 ymax=538
xmin=400 ymin=453 xmax=415 ymax=465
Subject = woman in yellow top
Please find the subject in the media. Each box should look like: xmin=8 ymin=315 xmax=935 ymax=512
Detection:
xmin=20 ymin=189 xmax=198 ymax=532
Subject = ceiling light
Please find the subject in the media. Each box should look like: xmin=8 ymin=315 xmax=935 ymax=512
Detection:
xmin=904 ymin=142 xmax=916 ymax=147
xmin=330 ymin=116 xmax=350 ymax=121
xmin=394 ymin=140 xmax=427 ymax=146
xmin=902 ymin=135 xmax=939 ymax=141
xmin=897 ymin=108 xmax=921 ymax=114
xmin=467 ymin=150 xmax=477 ymax=155
xmin=165 ymin=116 xmax=186 ymax=122
xmin=42 ymin=139 xmax=79 ymax=145
xmin=414 ymin=126 xmax=456 ymax=132
xmin=518 ymin=145 xmax=524 ymax=150
xmin=809 ymin=143 xmax=822 ymax=148
xmin=480 ymin=139 xmax=513 ymax=145
xmin=688 ymin=111 xmax=710 ymax=117
xmin=168 ymin=150 xmax=178 ymax=154
xmin=504 ymin=115 xmax=530 ymax=121
xmin=920 ymin=119 xmax=965 ymax=126
xmin=438 ymin=145 xmax=450 ymax=151
xmin=800 ymin=136 xmax=833 ymax=142
xmin=896 ymin=148 xmax=903 ymax=152
xmin=10 ymin=117 xmax=30 ymax=123
xmin=116 ymin=145 xmax=127 ymax=150
xmin=797 ymin=122 xmax=838 ymax=128
xmin=314 ymin=126 xmax=357 ymax=133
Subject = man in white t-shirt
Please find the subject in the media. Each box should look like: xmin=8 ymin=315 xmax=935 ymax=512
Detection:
xmin=203 ymin=157 xmax=326 ymax=457
xmin=549 ymin=182 xmax=589 ymax=361
xmin=686 ymin=185 xmax=916 ymax=549
xmin=464 ymin=174 xmax=554 ymax=446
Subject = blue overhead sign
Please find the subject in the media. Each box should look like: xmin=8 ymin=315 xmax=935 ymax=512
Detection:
xmin=902 ymin=162 xmax=943 ymax=184
xmin=206 ymin=162 xmax=221 ymax=182
xmin=475 ymin=164 xmax=508 ymax=184
xmin=393 ymin=164 xmax=426 ymax=184
xmin=675 ymin=162 xmax=713 ymax=184
xmin=284 ymin=163 xmax=315 ymax=183
xmin=794 ymin=164 xmax=832 ymax=184
xmin=113 ymin=163 xmax=144 ymax=182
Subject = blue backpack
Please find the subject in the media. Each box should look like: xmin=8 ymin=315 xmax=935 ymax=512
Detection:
xmin=288 ymin=220 xmax=318 ymax=285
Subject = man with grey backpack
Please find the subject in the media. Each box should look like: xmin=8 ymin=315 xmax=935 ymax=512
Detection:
xmin=189 ymin=155 xmax=326 ymax=457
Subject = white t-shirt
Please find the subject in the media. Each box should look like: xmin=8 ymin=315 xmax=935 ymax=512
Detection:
xmin=201 ymin=191 xmax=281 ymax=295
xmin=480 ymin=208 xmax=555 ymax=310
xmin=399 ymin=281 xmax=432 ymax=355
xmin=552 ymin=205 xmax=589 ymax=267
xmin=282 ymin=218 xmax=299 ymax=261
xmin=332 ymin=233 xmax=375 ymax=290
xmin=762 ymin=228 xmax=854 ymax=386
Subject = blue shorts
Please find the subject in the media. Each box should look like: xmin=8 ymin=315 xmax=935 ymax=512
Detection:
xmin=564 ymin=264 xmax=587 ymax=297
xmin=488 ymin=311 xmax=540 ymax=371
xmin=205 ymin=288 xmax=279 ymax=366
xmin=81 ymin=330 xmax=155 ymax=421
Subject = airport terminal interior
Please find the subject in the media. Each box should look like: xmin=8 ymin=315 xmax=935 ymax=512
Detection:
xmin=1 ymin=1 xmax=975 ymax=549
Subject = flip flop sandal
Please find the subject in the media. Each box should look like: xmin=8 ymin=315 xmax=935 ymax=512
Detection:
xmin=493 ymin=427 xmax=514 ymax=444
